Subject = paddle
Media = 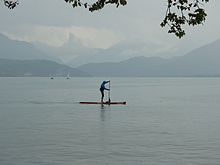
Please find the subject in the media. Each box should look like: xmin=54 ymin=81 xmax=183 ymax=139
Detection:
xmin=108 ymin=80 xmax=111 ymax=104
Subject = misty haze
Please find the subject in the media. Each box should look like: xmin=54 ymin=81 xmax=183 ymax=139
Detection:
xmin=1 ymin=1 xmax=220 ymax=165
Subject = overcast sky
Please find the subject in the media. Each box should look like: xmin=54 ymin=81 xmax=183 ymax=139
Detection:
xmin=1 ymin=0 xmax=220 ymax=60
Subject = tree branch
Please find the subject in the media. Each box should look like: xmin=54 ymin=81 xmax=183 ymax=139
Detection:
xmin=161 ymin=0 xmax=209 ymax=38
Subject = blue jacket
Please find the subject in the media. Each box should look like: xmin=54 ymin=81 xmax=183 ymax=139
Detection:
xmin=100 ymin=81 xmax=109 ymax=91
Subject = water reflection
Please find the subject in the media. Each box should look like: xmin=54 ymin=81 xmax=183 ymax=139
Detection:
xmin=100 ymin=105 xmax=110 ymax=121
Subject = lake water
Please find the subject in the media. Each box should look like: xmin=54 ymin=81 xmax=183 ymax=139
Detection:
xmin=0 ymin=77 xmax=220 ymax=165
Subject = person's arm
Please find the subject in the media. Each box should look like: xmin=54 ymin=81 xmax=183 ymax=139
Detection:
xmin=104 ymin=87 xmax=110 ymax=91
xmin=106 ymin=80 xmax=110 ymax=90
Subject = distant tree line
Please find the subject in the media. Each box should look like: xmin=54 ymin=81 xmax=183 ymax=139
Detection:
xmin=2 ymin=0 xmax=210 ymax=38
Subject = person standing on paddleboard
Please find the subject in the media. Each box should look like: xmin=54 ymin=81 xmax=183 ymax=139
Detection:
xmin=100 ymin=80 xmax=110 ymax=103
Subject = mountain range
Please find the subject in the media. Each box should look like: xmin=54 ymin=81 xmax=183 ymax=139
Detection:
xmin=0 ymin=34 xmax=88 ymax=77
xmin=1 ymin=33 xmax=220 ymax=77
xmin=78 ymin=39 xmax=220 ymax=77
xmin=34 ymin=34 xmax=149 ymax=67
xmin=0 ymin=58 xmax=89 ymax=77
xmin=0 ymin=34 xmax=60 ymax=62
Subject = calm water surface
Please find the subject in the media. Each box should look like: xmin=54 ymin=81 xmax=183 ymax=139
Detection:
xmin=0 ymin=77 xmax=220 ymax=165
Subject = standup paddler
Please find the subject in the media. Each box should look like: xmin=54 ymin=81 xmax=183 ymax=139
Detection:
xmin=100 ymin=80 xmax=110 ymax=103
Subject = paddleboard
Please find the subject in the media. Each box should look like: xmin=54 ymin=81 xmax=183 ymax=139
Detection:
xmin=79 ymin=101 xmax=126 ymax=105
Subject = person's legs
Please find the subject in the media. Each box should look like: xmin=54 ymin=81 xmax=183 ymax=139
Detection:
xmin=100 ymin=89 xmax=104 ymax=103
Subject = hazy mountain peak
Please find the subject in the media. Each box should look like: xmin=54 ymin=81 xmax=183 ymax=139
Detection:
xmin=0 ymin=33 xmax=59 ymax=62
xmin=0 ymin=33 xmax=9 ymax=40
xmin=62 ymin=33 xmax=84 ymax=49
xmin=77 ymin=38 xmax=220 ymax=77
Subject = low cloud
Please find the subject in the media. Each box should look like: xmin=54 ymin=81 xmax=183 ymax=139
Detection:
xmin=3 ymin=25 xmax=123 ymax=49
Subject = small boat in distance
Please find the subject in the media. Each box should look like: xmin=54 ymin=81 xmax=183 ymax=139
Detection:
xmin=66 ymin=72 xmax=70 ymax=79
